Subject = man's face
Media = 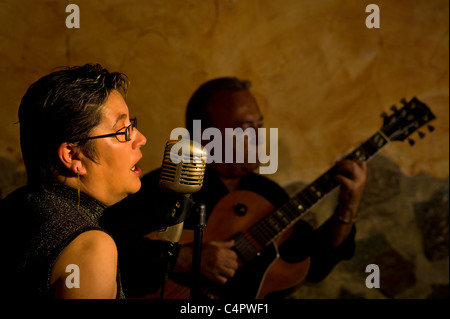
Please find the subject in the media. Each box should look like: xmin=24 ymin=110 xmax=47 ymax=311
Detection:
xmin=82 ymin=90 xmax=147 ymax=206
xmin=206 ymin=89 xmax=264 ymax=178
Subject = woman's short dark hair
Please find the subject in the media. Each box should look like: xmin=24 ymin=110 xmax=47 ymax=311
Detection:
xmin=185 ymin=77 xmax=251 ymax=136
xmin=18 ymin=63 xmax=129 ymax=188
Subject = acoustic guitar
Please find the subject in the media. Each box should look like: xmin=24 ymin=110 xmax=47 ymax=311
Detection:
xmin=147 ymin=97 xmax=435 ymax=299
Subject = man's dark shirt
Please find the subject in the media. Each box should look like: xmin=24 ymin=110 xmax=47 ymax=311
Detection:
xmin=101 ymin=167 xmax=356 ymax=297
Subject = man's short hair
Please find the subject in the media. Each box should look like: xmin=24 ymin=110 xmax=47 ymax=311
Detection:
xmin=185 ymin=77 xmax=251 ymax=136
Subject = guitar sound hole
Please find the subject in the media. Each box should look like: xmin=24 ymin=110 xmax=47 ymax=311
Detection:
xmin=233 ymin=203 xmax=248 ymax=216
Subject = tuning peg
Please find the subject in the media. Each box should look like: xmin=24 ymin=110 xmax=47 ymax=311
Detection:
xmin=408 ymin=139 xmax=415 ymax=146
xmin=427 ymin=125 xmax=435 ymax=132
xmin=418 ymin=131 xmax=425 ymax=139
xmin=390 ymin=105 xmax=398 ymax=112
xmin=380 ymin=111 xmax=388 ymax=118
xmin=400 ymin=98 xmax=407 ymax=105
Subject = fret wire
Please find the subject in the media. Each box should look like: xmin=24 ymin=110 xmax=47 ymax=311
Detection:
xmin=232 ymin=236 xmax=247 ymax=258
xmin=278 ymin=204 xmax=297 ymax=221
xmin=354 ymin=146 xmax=370 ymax=160
xmin=266 ymin=217 xmax=281 ymax=236
xmin=253 ymin=220 xmax=274 ymax=244
xmin=284 ymin=198 xmax=304 ymax=217
xmin=248 ymin=225 xmax=267 ymax=245
xmin=322 ymin=169 xmax=339 ymax=189
xmin=274 ymin=214 xmax=288 ymax=230
xmin=371 ymin=132 xmax=389 ymax=150
xmin=280 ymin=205 xmax=297 ymax=223
xmin=346 ymin=135 xmax=387 ymax=163
xmin=294 ymin=192 xmax=313 ymax=211
xmin=279 ymin=197 xmax=308 ymax=223
xmin=238 ymin=241 xmax=256 ymax=260
xmin=259 ymin=219 xmax=276 ymax=239
xmin=264 ymin=217 xmax=279 ymax=236
xmin=264 ymin=217 xmax=288 ymax=242
xmin=308 ymin=183 xmax=325 ymax=201
xmin=301 ymin=188 xmax=316 ymax=204
xmin=272 ymin=210 xmax=290 ymax=228
xmin=244 ymin=232 xmax=261 ymax=250
xmin=300 ymin=189 xmax=318 ymax=208
xmin=234 ymin=233 xmax=249 ymax=250
xmin=311 ymin=178 xmax=326 ymax=194
xmin=294 ymin=191 xmax=313 ymax=208
xmin=237 ymin=246 xmax=254 ymax=262
xmin=234 ymin=235 xmax=257 ymax=261
xmin=314 ymin=174 xmax=336 ymax=194
xmin=247 ymin=227 xmax=267 ymax=247
xmin=247 ymin=177 xmax=330 ymax=249
xmin=261 ymin=218 xmax=274 ymax=238
xmin=350 ymin=140 xmax=376 ymax=161
xmin=367 ymin=134 xmax=387 ymax=154
xmin=361 ymin=139 xmax=380 ymax=157
xmin=364 ymin=139 xmax=381 ymax=155
xmin=262 ymin=218 xmax=279 ymax=241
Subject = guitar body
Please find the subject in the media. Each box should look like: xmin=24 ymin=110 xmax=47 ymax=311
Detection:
xmin=151 ymin=190 xmax=310 ymax=299
xmin=198 ymin=190 xmax=310 ymax=298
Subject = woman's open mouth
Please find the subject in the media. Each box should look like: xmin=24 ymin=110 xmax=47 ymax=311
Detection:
xmin=131 ymin=163 xmax=142 ymax=175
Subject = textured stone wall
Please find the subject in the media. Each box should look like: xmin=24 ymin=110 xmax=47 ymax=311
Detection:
xmin=0 ymin=0 xmax=448 ymax=299
xmin=285 ymin=155 xmax=448 ymax=299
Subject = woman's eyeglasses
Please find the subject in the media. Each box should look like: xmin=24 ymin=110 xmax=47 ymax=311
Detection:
xmin=73 ymin=118 xmax=137 ymax=143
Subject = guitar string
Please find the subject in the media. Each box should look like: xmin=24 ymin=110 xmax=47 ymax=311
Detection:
xmin=233 ymin=233 xmax=259 ymax=261
xmin=248 ymin=188 xmax=313 ymax=247
xmin=246 ymin=173 xmax=343 ymax=250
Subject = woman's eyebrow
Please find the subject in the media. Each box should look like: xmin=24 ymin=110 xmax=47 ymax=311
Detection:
xmin=113 ymin=113 xmax=127 ymax=129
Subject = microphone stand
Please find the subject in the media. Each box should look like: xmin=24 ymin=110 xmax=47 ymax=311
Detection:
xmin=191 ymin=203 xmax=206 ymax=300
xmin=157 ymin=194 xmax=193 ymax=299
xmin=160 ymin=241 xmax=178 ymax=299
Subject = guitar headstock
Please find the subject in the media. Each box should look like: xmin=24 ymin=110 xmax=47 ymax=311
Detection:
xmin=380 ymin=97 xmax=436 ymax=145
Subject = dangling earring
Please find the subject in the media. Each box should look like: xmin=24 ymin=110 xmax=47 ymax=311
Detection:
xmin=77 ymin=167 xmax=80 ymax=209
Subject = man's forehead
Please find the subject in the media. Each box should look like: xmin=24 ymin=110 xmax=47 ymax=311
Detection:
xmin=213 ymin=90 xmax=258 ymax=111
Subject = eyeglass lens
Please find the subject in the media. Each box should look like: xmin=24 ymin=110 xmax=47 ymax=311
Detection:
xmin=124 ymin=118 xmax=137 ymax=141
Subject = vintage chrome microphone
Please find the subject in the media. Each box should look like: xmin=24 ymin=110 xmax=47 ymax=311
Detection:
xmin=157 ymin=139 xmax=207 ymax=242
xmin=157 ymin=139 xmax=207 ymax=299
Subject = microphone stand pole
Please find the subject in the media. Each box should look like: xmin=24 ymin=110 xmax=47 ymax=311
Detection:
xmin=191 ymin=203 xmax=206 ymax=300
xmin=160 ymin=241 xmax=177 ymax=299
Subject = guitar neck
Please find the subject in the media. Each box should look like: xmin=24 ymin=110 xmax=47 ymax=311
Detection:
xmin=245 ymin=130 xmax=391 ymax=247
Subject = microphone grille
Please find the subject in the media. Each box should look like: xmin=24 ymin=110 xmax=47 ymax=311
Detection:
xmin=159 ymin=139 xmax=207 ymax=193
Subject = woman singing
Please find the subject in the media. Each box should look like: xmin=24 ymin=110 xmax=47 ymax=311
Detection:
xmin=1 ymin=64 xmax=147 ymax=299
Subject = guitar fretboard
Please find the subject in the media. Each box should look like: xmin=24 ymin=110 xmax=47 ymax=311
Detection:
xmin=232 ymin=131 xmax=390 ymax=262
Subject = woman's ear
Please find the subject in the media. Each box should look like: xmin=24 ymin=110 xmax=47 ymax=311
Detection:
xmin=57 ymin=142 xmax=86 ymax=175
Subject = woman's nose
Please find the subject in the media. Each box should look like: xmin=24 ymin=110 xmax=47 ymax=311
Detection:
xmin=133 ymin=128 xmax=147 ymax=148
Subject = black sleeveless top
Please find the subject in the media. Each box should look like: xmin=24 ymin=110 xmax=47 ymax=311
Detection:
xmin=0 ymin=183 xmax=125 ymax=299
